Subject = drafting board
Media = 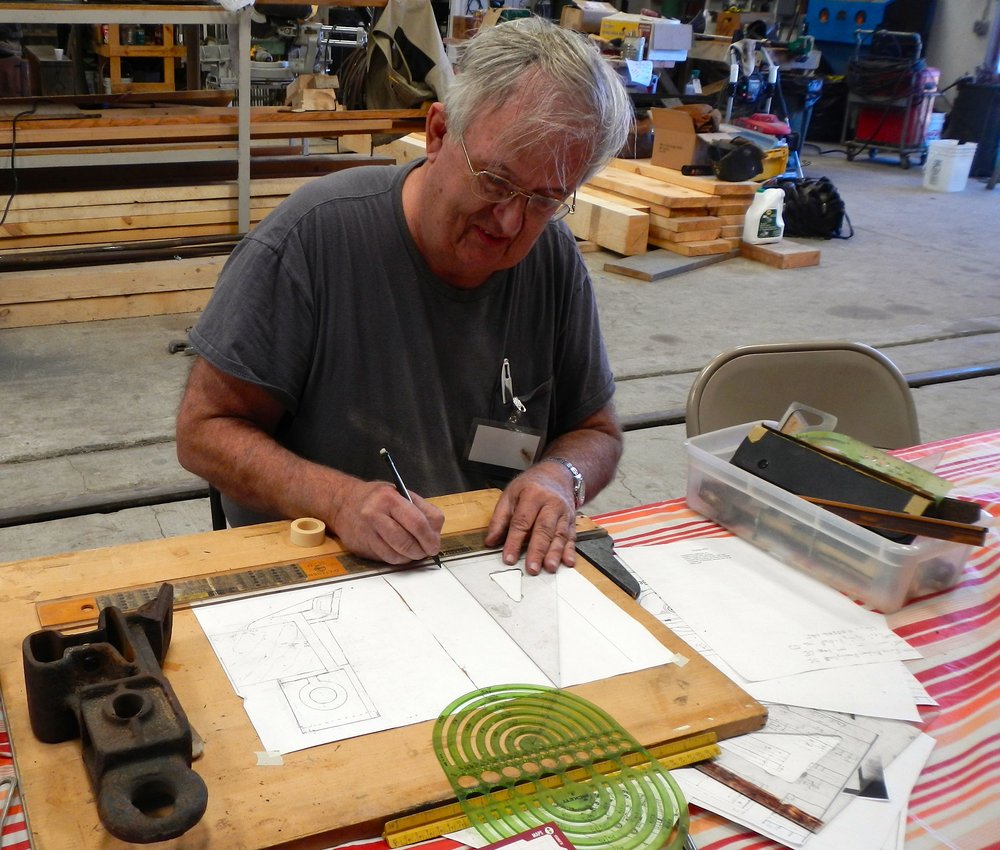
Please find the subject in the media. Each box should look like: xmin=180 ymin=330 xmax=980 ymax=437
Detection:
xmin=0 ymin=490 xmax=766 ymax=850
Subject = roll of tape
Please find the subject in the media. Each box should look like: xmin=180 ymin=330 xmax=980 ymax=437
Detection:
xmin=290 ymin=517 xmax=326 ymax=547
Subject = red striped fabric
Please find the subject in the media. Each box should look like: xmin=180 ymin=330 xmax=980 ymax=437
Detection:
xmin=595 ymin=430 xmax=1000 ymax=850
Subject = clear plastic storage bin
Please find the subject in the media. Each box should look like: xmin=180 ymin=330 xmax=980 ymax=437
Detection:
xmin=685 ymin=422 xmax=975 ymax=613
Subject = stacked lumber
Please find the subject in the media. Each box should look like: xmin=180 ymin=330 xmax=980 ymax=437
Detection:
xmin=0 ymin=177 xmax=313 ymax=252
xmin=0 ymin=255 xmax=227 ymax=329
xmin=598 ymin=160 xmax=756 ymax=257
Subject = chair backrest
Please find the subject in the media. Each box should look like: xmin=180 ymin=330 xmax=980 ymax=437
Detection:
xmin=686 ymin=341 xmax=920 ymax=448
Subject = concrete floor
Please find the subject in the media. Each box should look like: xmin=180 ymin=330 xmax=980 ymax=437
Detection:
xmin=2 ymin=148 xmax=998 ymax=562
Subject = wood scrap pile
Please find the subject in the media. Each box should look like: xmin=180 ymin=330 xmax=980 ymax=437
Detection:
xmin=582 ymin=160 xmax=755 ymax=257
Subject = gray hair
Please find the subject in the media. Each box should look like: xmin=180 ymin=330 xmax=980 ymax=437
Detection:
xmin=443 ymin=17 xmax=632 ymax=185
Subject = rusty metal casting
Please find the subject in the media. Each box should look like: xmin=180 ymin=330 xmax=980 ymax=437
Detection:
xmin=22 ymin=584 xmax=208 ymax=843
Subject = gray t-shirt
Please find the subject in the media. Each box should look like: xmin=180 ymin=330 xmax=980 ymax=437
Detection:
xmin=190 ymin=161 xmax=614 ymax=525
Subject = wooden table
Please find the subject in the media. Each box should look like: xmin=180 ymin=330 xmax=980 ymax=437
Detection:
xmin=0 ymin=490 xmax=764 ymax=850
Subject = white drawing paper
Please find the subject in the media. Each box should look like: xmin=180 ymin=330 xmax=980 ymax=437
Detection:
xmin=619 ymin=538 xmax=919 ymax=682
xmin=194 ymin=552 xmax=674 ymax=754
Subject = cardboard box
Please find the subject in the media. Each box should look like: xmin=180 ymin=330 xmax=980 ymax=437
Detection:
xmin=285 ymin=74 xmax=338 ymax=112
xmin=559 ymin=0 xmax=618 ymax=33
xmin=598 ymin=13 xmax=692 ymax=59
xmin=650 ymin=107 xmax=728 ymax=170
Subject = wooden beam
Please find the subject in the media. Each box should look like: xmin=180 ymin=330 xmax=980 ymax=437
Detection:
xmin=0 ymin=256 xmax=225 ymax=306
xmin=610 ymin=158 xmax=758 ymax=196
xmin=570 ymin=189 xmax=649 ymax=256
xmin=740 ymin=239 xmax=821 ymax=268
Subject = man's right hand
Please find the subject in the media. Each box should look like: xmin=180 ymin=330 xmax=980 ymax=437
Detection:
xmin=329 ymin=479 xmax=445 ymax=565
xmin=176 ymin=359 xmax=444 ymax=566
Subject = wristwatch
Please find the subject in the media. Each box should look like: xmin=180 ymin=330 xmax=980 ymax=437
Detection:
xmin=545 ymin=456 xmax=585 ymax=509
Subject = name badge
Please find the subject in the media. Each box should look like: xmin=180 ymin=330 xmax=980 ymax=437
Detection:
xmin=467 ymin=420 xmax=543 ymax=471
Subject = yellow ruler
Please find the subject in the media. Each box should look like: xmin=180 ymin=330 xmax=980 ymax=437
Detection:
xmin=382 ymin=732 xmax=719 ymax=848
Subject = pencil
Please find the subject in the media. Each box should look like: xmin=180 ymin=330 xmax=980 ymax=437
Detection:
xmin=379 ymin=448 xmax=444 ymax=569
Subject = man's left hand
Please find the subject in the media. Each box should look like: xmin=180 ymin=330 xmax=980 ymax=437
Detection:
xmin=484 ymin=462 xmax=577 ymax=575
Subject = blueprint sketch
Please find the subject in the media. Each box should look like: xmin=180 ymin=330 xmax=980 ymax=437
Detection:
xmin=194 ymin=552 xmax=673 ymax=754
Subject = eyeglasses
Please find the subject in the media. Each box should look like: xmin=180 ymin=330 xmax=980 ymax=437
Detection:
xmin=460 ymin=139 xmax=576 ymax=222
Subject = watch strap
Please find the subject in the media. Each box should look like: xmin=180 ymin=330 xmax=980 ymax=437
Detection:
xmin=544 ymin=456 xmax=585 ymax=509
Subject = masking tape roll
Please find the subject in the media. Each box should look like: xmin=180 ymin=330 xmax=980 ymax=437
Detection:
xmin=290 ymin=517 xmax=326 ymax=547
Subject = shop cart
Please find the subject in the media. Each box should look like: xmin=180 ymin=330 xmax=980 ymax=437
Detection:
xmin=840 ymin=29 xmax=938 ymax=169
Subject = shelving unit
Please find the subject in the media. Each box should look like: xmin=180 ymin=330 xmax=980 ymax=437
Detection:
xmin=0 ymin=3 xmax=251 ymax=229
xmin=94 ymin=23 xmax=187 ymax=93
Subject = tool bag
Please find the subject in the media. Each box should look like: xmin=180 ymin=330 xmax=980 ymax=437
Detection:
xmin=765 ymin=175 xmax=854 ymax=239
xmin=707 ymin=138 xmax=764 ymax=182
xmin=339 ymin=0 xmax=453 ymax=111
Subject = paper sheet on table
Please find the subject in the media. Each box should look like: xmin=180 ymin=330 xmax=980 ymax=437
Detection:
xmin=673 ymin=732 xmax=934 ymax=849
xmin=619 ymin=538 xmax=919 ymax=682
xmin=193 ymin=553 xmax=673 ymax=753
xmin=634 ymin=569 xmax=921 ymax=720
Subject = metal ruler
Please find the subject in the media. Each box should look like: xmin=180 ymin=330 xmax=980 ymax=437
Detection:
xmin=382 ymin=732 xmax=720 ymax=848
xmin=36 ymin=522 xmax=616 ymax=630
xmin=34 ymin=529 xmax=494 ymax=629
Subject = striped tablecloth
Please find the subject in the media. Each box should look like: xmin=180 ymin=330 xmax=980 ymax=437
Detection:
xmin=0 ymin=712 xmax=26 ymax=850
xmin=595 ymin=429 xmax=1000 ymax=850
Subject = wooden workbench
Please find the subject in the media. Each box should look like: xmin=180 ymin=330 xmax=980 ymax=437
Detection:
xmin=0 ymin=490 xmax=765 ymax=849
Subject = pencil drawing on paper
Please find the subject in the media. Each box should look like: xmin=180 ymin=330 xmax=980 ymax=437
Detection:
xmin=210 ymin=588 xmax=379 ymax=733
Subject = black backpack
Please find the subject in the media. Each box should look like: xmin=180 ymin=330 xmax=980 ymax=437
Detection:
xmin=767 ymin=176 xmax=854 ymax=239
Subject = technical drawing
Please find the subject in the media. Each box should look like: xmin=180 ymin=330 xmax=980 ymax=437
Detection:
xmin=210 ymin=588 xmax=379 ymax=733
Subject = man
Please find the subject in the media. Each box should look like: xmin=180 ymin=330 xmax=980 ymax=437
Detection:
xmin=176 ymin=17 xmax=632 ymax=576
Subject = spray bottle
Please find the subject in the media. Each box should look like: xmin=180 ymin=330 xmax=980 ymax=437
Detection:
xmin=742 ymin=186 xmax=785 ymax=245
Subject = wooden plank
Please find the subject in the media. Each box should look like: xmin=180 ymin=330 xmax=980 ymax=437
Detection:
xmin=646 ymin=198 xmax=720 ymax=218
xmin=0 ymin=495 xmax=764 ymax=850
xmin=0 ymin=222 xmax=248 ymax=250
xmin=588 ymin=170 xmax=715 ymax=209
xmin=569 ymin=189 xmax=649 ymax=256
xmin=2 ymin=177 xmax=312 ymax=212
xmin=647 ymin=215 xmax=722 ymax=233
xmin=0 ymin=289 xmax=213 ymax=328
xmin=648 ymin=225 xmax=722 ymax=243
xmin=0 ymin=196 xmax=279 ymax=226
xmin=740 ymin=239 xmax=822 ymax=268
xmin=11 ymin=141 xmax=237 ymax=158
xmin=603 ymin=248 xmax=735 ymax=281
xmin=610 ymin=158 xmax=759 ymax=197
xmin=0 ymin=204 xmax=279 ymax=239
xmin=715 ymin=201 xmax=754 ymax=216
xmin=648 ymin=236 xmax=735 ymax=256
xmin=0 ymin=119 xmax=401 ymax=145
xmin=376 ymin=133 xmax=427 ymax=163
xmin=576 ymin=184 xmax=650 ymax=211
xmin=0 ymin=256 xmax=226 ymax=306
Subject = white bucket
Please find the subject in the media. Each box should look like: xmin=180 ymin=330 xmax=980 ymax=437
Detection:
xmin=923 ymin=139 xmax=978 ymax=192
